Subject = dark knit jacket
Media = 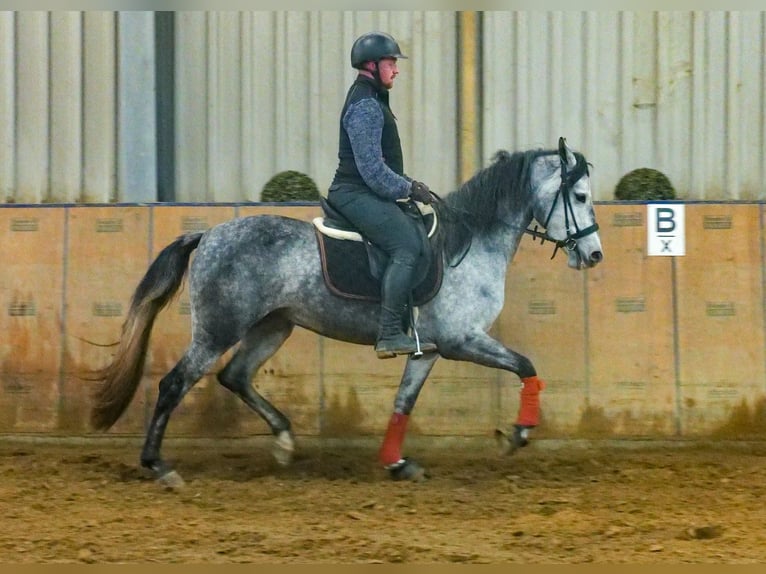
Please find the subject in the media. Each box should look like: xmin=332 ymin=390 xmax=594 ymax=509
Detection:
xmin=330 ymin=75 xmax=410 ymax=199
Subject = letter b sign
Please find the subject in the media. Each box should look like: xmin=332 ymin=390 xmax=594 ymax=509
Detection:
xmin=647 ymin=204 xmax=685 ymax=256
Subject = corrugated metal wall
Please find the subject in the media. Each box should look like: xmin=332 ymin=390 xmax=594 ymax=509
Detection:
xmin=483 ymin=11 xmax=766 ymax=200
xmin=0 ymin=11 xmax=458 ymax=204
xmin=1 ymin=11 xmax=765 ymax=203
xmin=1 ymin=11 xmax=118 ymax=204
xmin=174 ymin=11 xmax=457 ymax=202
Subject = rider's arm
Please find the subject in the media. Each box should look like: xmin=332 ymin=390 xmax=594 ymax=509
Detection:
xmin=343 ymin=98 xmax=411 ymax=200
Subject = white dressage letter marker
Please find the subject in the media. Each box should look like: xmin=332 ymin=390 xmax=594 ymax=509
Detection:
xmin=647 ymin=204 xmax=685 ymax=256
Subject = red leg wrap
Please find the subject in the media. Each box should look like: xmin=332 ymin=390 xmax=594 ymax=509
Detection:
xmin=378 ymin=412 xmax=409 ymax=466
xmin=516 ymin=375 xmax=546 ymax=427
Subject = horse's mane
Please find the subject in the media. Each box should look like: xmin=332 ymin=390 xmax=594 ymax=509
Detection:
xmin=432 ymin=148 xmax=556 ymax=264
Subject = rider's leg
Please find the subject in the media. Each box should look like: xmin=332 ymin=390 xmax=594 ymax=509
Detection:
xmin=374 ymin=254 xmax=421 ymax=357
xmin=327 ymin=187 xmax=436 ymax=358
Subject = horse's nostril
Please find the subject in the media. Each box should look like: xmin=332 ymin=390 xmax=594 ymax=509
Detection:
xmin=591 ymin=251 xmax=603 ymax=263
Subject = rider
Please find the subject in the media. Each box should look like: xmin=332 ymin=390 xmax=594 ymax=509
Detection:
xmin=327 ymin=31 xmax=437 ymax=359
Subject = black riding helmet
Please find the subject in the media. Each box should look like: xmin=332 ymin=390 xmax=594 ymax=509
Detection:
xmin=350 ymin=32 xmax=408 ymax=69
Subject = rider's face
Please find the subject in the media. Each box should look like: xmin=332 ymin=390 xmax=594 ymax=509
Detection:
xmin=376 ymin=58 xmax=399 ymax=89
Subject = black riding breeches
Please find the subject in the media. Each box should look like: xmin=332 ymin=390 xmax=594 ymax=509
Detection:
xmin=327 ymin=185 xmax=425 ymax=268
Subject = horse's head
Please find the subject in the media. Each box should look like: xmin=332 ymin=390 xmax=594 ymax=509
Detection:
xmin=529 ymin=138 xmax=603 ymax=269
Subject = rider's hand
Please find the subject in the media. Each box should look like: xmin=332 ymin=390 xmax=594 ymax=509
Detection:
xmin=409 ymin=180 xmax=433 ymax=204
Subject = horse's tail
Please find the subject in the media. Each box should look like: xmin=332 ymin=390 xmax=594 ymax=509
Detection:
xmin=90 ymin=232 xmax=204 ymax=431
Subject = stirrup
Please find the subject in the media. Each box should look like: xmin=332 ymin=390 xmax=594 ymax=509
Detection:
xmin=407 ymin=296 xmax=437 ymax=359
xmin=409 ymin=329 xmax=437 ymax=359
xmin=412 ymin=333 xmax=423 ymax=358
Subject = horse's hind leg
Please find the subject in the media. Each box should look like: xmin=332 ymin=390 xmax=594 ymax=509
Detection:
xmin=141 ymin=341 xmax=225 ymax=484
xmin=216 ymin=311 xmax=296 ymax=466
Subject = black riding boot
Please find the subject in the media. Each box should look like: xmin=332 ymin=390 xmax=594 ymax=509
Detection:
xmin=374 ymin=259 xmax=436 ymax=359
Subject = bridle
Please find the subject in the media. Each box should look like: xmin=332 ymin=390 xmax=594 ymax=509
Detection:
xmin=525 ymin=146 xmax=600 ymax=260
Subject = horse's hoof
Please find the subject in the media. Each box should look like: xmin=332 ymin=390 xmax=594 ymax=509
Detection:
xmin=386 ymin=458 xmax=429 ymax=482
xmin=272 ymin=430 xmax=295 ymax=467
xmin=495 ymin=425 xmax=531 ymax=456
xmin=157 ymin=469 xmax=185 ymax=490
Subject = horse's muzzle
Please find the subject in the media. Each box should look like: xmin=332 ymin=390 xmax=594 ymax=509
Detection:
xmin=569 ymin=248 xmax=603 ymax=269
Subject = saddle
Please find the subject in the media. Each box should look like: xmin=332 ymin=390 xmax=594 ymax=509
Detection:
xmin=313 ymin=196 xmax=443 ymax=305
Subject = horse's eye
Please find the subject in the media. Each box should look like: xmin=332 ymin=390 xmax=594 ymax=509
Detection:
xmin=574 ymin=192 xmax=587 ymax=203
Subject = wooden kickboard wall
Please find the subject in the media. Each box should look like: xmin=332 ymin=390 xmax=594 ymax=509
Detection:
xmin=1 ymin=203 xmax=765 ymax=439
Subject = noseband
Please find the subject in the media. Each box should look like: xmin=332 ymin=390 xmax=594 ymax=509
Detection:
xmin=525 ymin=152 xmax=600 ymax=259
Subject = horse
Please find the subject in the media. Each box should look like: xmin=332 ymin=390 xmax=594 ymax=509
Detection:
xmin=90 ymin=137 xmax=603 ymax=487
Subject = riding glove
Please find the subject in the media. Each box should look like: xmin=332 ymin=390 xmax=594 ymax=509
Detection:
xmin=409 ymin=180 xmax=433 ymax=204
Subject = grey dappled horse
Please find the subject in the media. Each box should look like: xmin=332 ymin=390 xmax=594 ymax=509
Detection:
xmin=91 ymin=137 xmax=602 ymax=487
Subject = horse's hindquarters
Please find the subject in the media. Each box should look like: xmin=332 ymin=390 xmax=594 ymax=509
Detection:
xmin=189 ymin=215 xmax=381 ymax=346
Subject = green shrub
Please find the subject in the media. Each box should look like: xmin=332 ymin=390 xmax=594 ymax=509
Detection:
xmin=614 ymin=168 xmax=676 ymax=200
xmin=261 ymin=170 xmax=321 ymax=202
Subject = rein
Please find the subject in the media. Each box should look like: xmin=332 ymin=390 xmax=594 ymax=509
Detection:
xmin=419 ymin=191 xmax=473 ymax=268
xmin=525 ymin=148 xmax=599 ymax=260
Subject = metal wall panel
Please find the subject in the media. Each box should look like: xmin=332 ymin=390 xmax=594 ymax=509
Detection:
xmin=82 ymin=12 xmax=117 ymax=203
xmin=50 ymin=12 xmax=82 ymax=203
xmin=118 ymin=12 xmax=157 ymax=203
xmin=482 ymin=11 xmax=766 ymax=201
xmin=0 ymin=13 xmax=15 ymax=202
xmin=2 ymin=11 xmax=765 ymax=204
xmin=174 ymin=11 xmax=458 ymax=202
xmin=1 ymin=11 xmax=118 ymax=204
xmin=15 ymin=12 xmax=49 ymax=203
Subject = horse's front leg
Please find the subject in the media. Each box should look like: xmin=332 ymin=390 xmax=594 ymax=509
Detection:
xmin=439 ymin=331 xmax=546 ymax=454
xmin=379 ymin=351 xmax=439 ymax=481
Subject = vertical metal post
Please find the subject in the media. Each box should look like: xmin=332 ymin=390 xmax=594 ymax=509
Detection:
xmin=155 ymin=11 xmax=175 ymax=202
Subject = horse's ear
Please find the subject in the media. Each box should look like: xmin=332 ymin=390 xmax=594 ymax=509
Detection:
xmin=558 ymin=136 xmax=576 ymax=168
